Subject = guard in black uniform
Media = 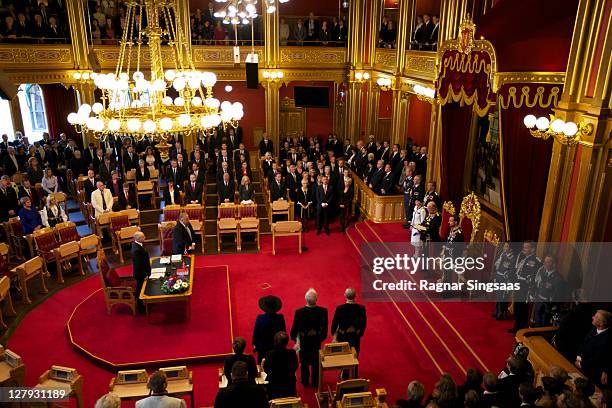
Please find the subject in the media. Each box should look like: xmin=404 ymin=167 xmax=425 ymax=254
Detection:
xmin=509 ymin=241 xmax=542 ymax=333
xmin=492 ymin=242 xmax=515 ymax=320
xmin=441 ymin=215 xmax=464 ymax=286
xmin=331 ymin=288 xmax=366 ymax=378
xmin=290 ymin=288 xmax=328 ymax=387
xmin=530 ymin=255 xmax=565 ymax=327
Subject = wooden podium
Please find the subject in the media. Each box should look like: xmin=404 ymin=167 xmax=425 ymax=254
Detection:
xmin=318 ymin=342 xmax=359 ymax=392
xmin=33 ymin=365 xmax=84 ymax=408
xmin=0 ymin=346 xmax=25 ymax=387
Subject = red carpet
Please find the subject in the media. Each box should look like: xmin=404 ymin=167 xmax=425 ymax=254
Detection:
xmin=7 ymin=221 xmax=515 ymax=407
xmin=67 ymin=266 xmax=232 ymax=368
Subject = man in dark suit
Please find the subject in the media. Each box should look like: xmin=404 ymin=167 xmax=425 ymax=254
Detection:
xmin=172 ymin=212 xmax=196 ymax=254
xmin=18 ymin=178 xmax=41 ymax=209
xmin=316 ymin=176 xmax=334 ymax=235
xmin=185 ymin=173 xmax=203 ymax=204
xmin=218 ymin=172 xmax=235 ymax=204
xmin=380 ymin=164 xmax=394 ymax=196
xmin=269 ymin=172 xmax=286 ymax=202
xmin=214 ymin=361 xmax=268 ymax=408
xmin=497 ymin=356 xmax=528 ymax=407
xmin=131 ymin=232 xmax=151 ymax=313
xmin=368 ymin=160 xmax=385 ymax=194
xmin=331 ymin=288 xmax=367 ymax=356
xmin=223 ymin=337 xmax=258 ymax=386
xmin=576 ymin=309 xmax=612 ymax=387
xmin=83 ymin=169 xmax=98 ymax=203
xmin=170 ymin=141 xmax=188 ymax=161
xmin=163 ymin=180 xmax=181 ymax=206
xmin=167 ymin=160 xmax=186 ymax=190
xmin=3 ymin=147 xmax=20 ymax=176
xmin=290 ymin=288 xmax=328 ymax=388
xmin=122 ymin=145 xmax=139 ymax=172
xmin=118 ymin=184 xmax=137 ymax=210
xmin=480 ymin=373 xmax=502 ymax=408
xmin=259 ymin=133 xmax=273 ymax=156
xmin=98 ymin=157 xmax=114 ymax=183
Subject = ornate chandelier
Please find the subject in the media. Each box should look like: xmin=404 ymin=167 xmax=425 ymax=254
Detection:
xmin=68 ymin=0 xmax=243 ymax=144
xmin=214 ymin=0 xmax=290 ymax=20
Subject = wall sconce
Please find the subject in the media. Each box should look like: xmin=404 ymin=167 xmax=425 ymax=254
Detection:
xmin=412 ymin=84 xmax=436 ymax=103
xmin=376 ymin=77 xmax=392 ymax=91
xmin=262 ymin=70 xmax=284 ymax=81
xmin=523 ymin=114 xmax=593 ymax=146
xmin=354 ymin=71 xmax=370 ymax=83
xmin=73 ymin=71 xmax=93 ymax=83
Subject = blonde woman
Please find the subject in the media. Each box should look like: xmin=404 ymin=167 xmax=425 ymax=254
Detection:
xmin=41 ymin=194 xmax=68 ymax=228
xmin=239 ymin=176 xmax=254 ymax=204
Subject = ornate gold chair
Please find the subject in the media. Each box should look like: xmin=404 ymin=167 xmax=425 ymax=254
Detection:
xmin=184 ymin=204 xmax=205 ymax=253
xmin=97 ymin=249 xmax=136 ymax=315
xmin=53 ymin=241 xmax=84 ymax=284
xmin=217 ymin=203 xmax=239 ymax=253
xmin=0 ymin=276 xmax=16 ymax=330
xmin=158 ymin=221 xmax=176 ymax=256
xmin=238 ymin=203 xmax=260 ymax=252
xmin=459 ymin=192 xmax=481 ymax=243
xmin=15 ymin=256 xmax=48 ymax=304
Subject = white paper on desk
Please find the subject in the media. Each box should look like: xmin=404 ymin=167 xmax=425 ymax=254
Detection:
xmin=150 ymin=268 xmax=166 ymax=279
xmin=159 ymin=257 xmax=171 ymax=264
xmin=171 ymin=255 xmax=182 ymax=262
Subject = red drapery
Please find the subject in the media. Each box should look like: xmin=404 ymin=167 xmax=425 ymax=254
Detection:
xmin=41 ymin=84 xmax=78 ymax=143
xmin=499 ymin=83 xmax=557 ymax=241
xmin=437 ymin=49 xmax=496 ymax=116
xmin=440 ymin=102 xmax=472 ymax=204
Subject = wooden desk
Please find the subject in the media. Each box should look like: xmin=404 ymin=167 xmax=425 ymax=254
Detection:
xmin=0 ymin=347 xmax=25 ymax=386
xmin=139 ymin=256 xmax=195 ymax=322
xmin=110 ymin=367 xmax=194 ymax=408
xmin=34 ymin=366 xmax=84 ymax=408
xmin=318 ymin=343 xmax=359 ymax=392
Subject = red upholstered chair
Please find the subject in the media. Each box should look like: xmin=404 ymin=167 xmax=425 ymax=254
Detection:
xmin=158 ymin=221 xmax=176 ymax=256
xmin=459 ymin=192 xmax=481 ymax=243
xmin=55 ymin=222 xmax=81 ymax=244
xmin=184 ymin=204 xmax=205 ymax=253
xmin=0 ymin=243 xmax=11 ymax=278
xmin=97 ymin=249 xmax=136 ymax=315
xmin=238 ymin=204 xmax=260 ymax=252
xmin=33 ymin=227 xmax=60 ymax=270
xmin=163 ymin=205 xmax=181 ymax=222
xmin=439 ymin=201 xmax=456 ymax=241
xmin=109 ymin=214 xmax=130 ymax=257
xmin=238 ymin=203 xmax=258 ymax=219
xmin=218 ymin=203 xmax=237 ymax=219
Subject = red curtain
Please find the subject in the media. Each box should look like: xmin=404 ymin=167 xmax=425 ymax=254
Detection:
xmin=41 ymin=84 xmax=78 ymax=143
xmin=499 ymin=90 xmax=554 ymax=241
xmin=440 ymin=102 xmax=472 ymax=204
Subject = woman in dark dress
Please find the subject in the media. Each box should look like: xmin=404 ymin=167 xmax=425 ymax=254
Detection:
xmin=339 ymin=175 xmax=354 ymax=232
xmin=295 ymin=179 xmax=313 ymax=232
xmin=135 ymin=159 xmax=150 ymax=182
xmin=252 ymin=295 xmax=286 ymax=364
xmin=262 ymin=331 xmax=298 ymax=399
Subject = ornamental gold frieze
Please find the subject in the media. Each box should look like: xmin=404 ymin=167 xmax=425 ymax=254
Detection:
xmin=279 ymin=47 xmax=347 ymax=66
xmin=192 ymin=46 xmax=264 ymax=66
xmin=278 ymin=69 xmax=346 ymax=83
xmin=0 ymin=45 xmax=72 ymax=68
xmin=5 ymin=71 xmax=75 ymax=85
xmin=374 ymin=49 xmax=396 ymax=72
xmin=496 ymin=72 xmax=565 ymax=86
xmin=93 ymin=46 xmax=176 ymax=69
xmin=403 ymin=50 xmax=437 ymax=82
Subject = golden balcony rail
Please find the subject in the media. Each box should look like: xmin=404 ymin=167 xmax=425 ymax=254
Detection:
xmin=403 ymin=50 xmax=437 ymax=82
xmin=0 ymin=44 xmax=73 ymax=70
xmin=353 ymin=173 xmax=405 ymax=223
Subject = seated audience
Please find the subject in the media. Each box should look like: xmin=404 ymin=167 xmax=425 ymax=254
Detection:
xmin=214 ymin=361 xmax=268 ymax=408
xmin=223 ymin=337 xmax=258 ymax=385
xmin=262 ymin=331 xmax=298 ymax=399
xmin=18 ymin=196 xmax=42 ymax=234
xmin=238 ymin=176 xmax=254 ymax=203
xmin=136 ymin=371 xmax=186 ymax=408
xmin=42 ymin=167 xmax=59 ymax=194
xmin=396 ymin=380 xmax=425 ymax=408
xmin=18 ymin=178 xmax=41 ymax=209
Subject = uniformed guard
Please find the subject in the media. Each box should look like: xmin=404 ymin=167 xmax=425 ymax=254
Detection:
xmin=509 ymin=241 xmax=542 ymax=333
xmin=530 ymin=255 xmax=565 ymax=327
xmin=492 ymin=242 xmax=515 ymax=320
xmin=331 ymin=287 xmax=367 ymax=379
xmin=441 ymin=215 xmax=464 ymax=285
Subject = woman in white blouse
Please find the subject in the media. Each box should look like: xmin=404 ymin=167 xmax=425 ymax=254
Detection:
xmin=42 ymin=168 xmax=59 ymax=194
xmin=41 ymin=194 xmax=68 ymax=228
xmin=410 ymin=197 xmax=427 ymax=257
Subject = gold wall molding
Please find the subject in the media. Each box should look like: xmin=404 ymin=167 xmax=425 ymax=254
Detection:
xmin=193 ymin=46 xmax=264 ymax=66
xmin=0 ymin=45 xmax=73 ymax=67
xmin=404 ymin=50 xmax=437 ymax=82
xmin=6 ymin=72 xmax=75 ymax=85
xmin=496 ymin=72 xmax=565 ymax=86
xmin=279 ymin=47 xmax=347 ymax=66
xmin=499 ymin=85 xmax=562 ymax=110
xmin=374 ymin=49 xmax=396 ymax=72
xmin=278 ymin=69 xmax=346 ymax=83
xmin=353 ymin=172 xmax=406 ymax=222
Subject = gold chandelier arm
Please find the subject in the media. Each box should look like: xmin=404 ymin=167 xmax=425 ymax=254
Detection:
xmin=162 ymin=4 xmax=183 ymax=72
xmin=136 ymin=2 xmax=144 ymax=76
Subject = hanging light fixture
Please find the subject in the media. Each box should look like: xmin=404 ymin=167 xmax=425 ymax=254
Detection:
xmin=68 ymin=0 xmax=244 ymax=158
xmin=523 ymin=114 xmax=592 ymax=145
xmin=214 ymin=0 xmax=260 ymax=24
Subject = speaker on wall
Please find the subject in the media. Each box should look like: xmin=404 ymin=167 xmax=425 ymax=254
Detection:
xmin=246 ymin=62 xmax=259 ymax=89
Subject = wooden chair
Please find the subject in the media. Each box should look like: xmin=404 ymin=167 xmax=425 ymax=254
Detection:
xmin=55 ymin=221 xmax=80 ymax=244
xmin=32 ymin=227 xmax=59 ymax=273
xmin=459 ymin=192 xmax=481 ymax=243
xmin=116 ymin=225 xmax=141 ymax=263
xmin=95 ymin=210 xmax=113 ymax=238
xmin=6 ymin=217 xmax=26 ymax=260
xmin=184 ymin=204 xmax=205 ymax=253
xmin=0 ymin=243 xmax=10 ymax=278
xmin=97 ymin=249 xmax=136 ymax=315
xmin=440 ymin=201 xmax=456 ymax=241
xmin=136 ymin=180 xmax=155 ymax=209
xmin=323 ymin=379 xmax=371 ymax=407
xmin=271 ymin=221 xmax=302 ymax=255
xmin=53 ymin=241 xmax=84 ymax=284
xmin=238 ymin=203 xmax=260 ymax=252
xmin=217 ymin=204 xmax=239 ymax=253
xmin=79 ymin=234 xmax=100 ymax=269
xmin=270 ymin=199 xmax=291 ymax=222
xmin=0 ymin=276 xmax=16 ymax=330
xmin=158 ymin=221 xmax=176 ymax=256
xmin=109 ymin=214 xmax=131 ymax=258
xmin=15 ymin=256 xmax=48 ymax=304
xmin=269 ymin=397 xmax=305 ymax=408
xmin=124 ymin=208 xmax=141 ymax=226
xmin=149 ymin=167 xmax=160 ymax=196
xmin=163 ymin=204 xmax=182 ymax=222
xmin=124 ymin=169 xmax=136 ymax=186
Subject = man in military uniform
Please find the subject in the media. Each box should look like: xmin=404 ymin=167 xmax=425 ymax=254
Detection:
xmin=405 ymin=175 xmax=424 ymax=228
xmin=290 ymin=288 xmax=328 ymax=388
xmin=331 ymin=288 xmax=367 ymax=379
xmin=530 ymin=255 xmax=565 ymax=327
xmin=509 ymin=241 xmax=542 ymax=333
xmin=492 ymin=242 xmax=515 ymax=320
xmin=441 ymin=215 xmax=464 ymax=286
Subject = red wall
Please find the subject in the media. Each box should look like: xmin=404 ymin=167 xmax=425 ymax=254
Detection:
xmin=406 ymin=95 xmax=431 ymax=146
xmin=212 ymin=81 xmax=265 ymax=148
xmin=416 ymin=0 xmax=441 ymax=16
xmin=279 ymin=81 xmax=334 ymax=139
xmin=384 ymin=0 xmax=400 ymax=9
xmin=378 ymin=90 xmax=393 ymax=118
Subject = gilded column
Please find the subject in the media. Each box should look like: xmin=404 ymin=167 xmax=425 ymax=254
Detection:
xmin=177 ymin=0 xmax=191 ymax=52
xmin=394 ymin=0 xmax=415 ymax=73
xmin=67 ymin=0 xmax=90 ymax=70
xmin=365 ymin=0 xmax=384 ymax=68
xmin=439 ymin=0 xmax=468 ymax=44
xmin=263 ymin=0 xmax=280 ymax=67
xmin=346 ymin=80 xmax=364 ymax=142
xmin=263 ymin=81 xmax=280 ymax=152
xmin=365 ymin=81 xmax=380 ymax=136
xmin=390 ymin=89 xmax=409 ymax=145
xmin=333 ymin=82 xmax=347 ymax=137
xmin=538 ymin=0 xmax=611 ymax=242
xmin=347 ymin=0 xmax=366 ymax=68
xmin=428 ymin=102 xmax=442 ymax=187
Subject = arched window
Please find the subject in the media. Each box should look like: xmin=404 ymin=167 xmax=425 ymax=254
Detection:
xmin=17 ymin=83 xmax=48 ymax=141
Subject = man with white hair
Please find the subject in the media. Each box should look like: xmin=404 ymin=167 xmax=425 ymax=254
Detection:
xmin=331 ymin=288 xmax=367 ymax=355
xmin=290 ymin=288 xmax=328 ymax=387
xmin=576 ymin=310 xmax=611 ymax=387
